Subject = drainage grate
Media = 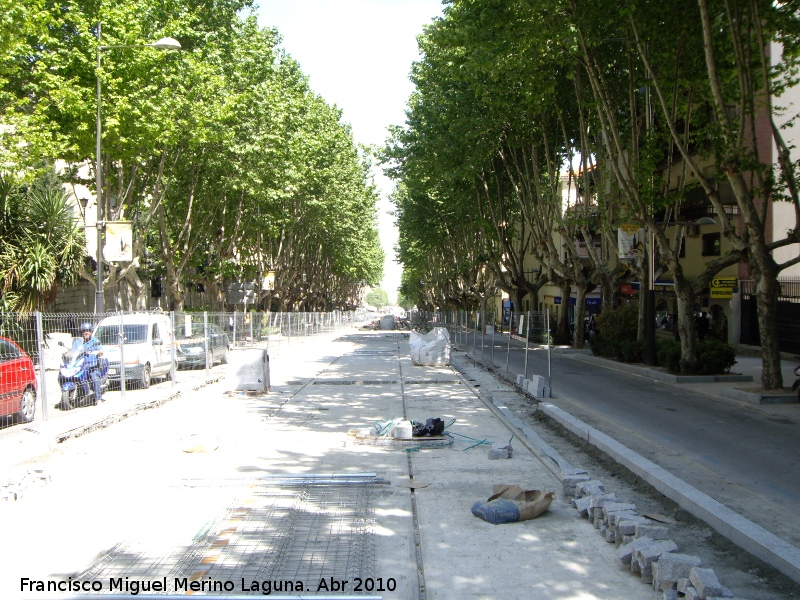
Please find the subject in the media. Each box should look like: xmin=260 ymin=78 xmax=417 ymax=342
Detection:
xmin=78 ymin=476 xmax=378 ymax=593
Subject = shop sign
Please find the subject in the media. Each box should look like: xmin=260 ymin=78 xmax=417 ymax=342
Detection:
xmin=711 ymin=277 xmax=737 ymax=288
xmin=710 ymin=288 xmax=733 ymax=299
xmin=553 ymin=297 xmax=601 ymax=306
xmin=630 ymin=280 xmax=675 ymax=292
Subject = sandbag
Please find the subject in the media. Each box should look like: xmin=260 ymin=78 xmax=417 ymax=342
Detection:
xmin=409 ymin=327 xmax=451 ymax=366
xmin=471 ymin=484 xmax=556 ymax=524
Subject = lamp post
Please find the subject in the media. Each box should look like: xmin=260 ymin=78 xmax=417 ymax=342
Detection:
xmin=646 ymin=216 xmax=717 ymax=365
xmin=95 ymin=24 xmax=181 ymax=313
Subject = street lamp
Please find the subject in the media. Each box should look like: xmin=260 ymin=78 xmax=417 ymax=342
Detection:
xmin=646 ymin=216 xmax=717 ymax=365
xmin=94 ymin=24 xmax=181 ymax=313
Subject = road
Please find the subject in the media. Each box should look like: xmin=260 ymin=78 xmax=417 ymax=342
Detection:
xmin=459 ymin=330 xmax=800 ymax=548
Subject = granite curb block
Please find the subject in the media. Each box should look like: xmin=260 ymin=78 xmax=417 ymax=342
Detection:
xmin=541 ymin=402 xmax=800 ymax=586
xmin=567 ymin=353 xmax=753 ymax=384
xmin=568 ymin=472 xmax=742 ymax=598
xmin=455 ymin=354 xmax=744 ymax=598
xmin=724 ymin=387 xmax=799 ymax=405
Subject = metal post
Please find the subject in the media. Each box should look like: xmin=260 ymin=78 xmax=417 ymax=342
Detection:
xmin=249 ymin=314 xmax=254 ymax=349
xmin=480 ymin=309 xmax=485 ymax=359
xmin=547 ymin=309 xmax=552 ymax=392
xmin=35 ymin=312 xmax=48 ymax=421
xmin=118 ymin=311 xmax=126 ymax=397
xmin=232 ymin=310 xmax=237 ymax=349
xmin=95 ymin=25 xmax=105 ymax=314
xmin=491 ymin=320 xmax=495 ymax=362
xmin=266 ymin=311 xmax=271 ymax=355
xmin=505 ymin=317 xmax=512 ymax=371
xmin=472 ymin=311 xmax=477 ymax=354
xmin=204 ymin=311 xmax=209 ymax=376
xmin=169 ymin=310 xmax=176 ymax=386
xmin=524 ymin=310 xmax=531 ymax=379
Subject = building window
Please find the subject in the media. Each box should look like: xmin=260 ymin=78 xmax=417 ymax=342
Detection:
xmin=702 ymin=232 xmax=721 ymax=256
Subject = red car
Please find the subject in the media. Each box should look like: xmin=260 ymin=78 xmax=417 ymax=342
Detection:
xmin=0 ymin=336 xmax=37 ymax=423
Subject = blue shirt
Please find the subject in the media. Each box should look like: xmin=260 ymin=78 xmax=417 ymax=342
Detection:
xmin=81 ymin=336 xmax=103 ymax=366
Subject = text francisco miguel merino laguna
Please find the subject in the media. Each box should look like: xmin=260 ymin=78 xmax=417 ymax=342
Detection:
xmin=21 ymin=575 xmax=397 ymax=595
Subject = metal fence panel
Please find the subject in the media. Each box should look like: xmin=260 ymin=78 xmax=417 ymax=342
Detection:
xmin=0 ymin=309 xmax=359 ymax=445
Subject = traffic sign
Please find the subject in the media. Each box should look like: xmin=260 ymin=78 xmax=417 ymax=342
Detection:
xmin=711 ymin=277 xmax=737 ymax=288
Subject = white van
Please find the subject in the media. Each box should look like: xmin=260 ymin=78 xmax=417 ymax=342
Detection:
xmin=93 ymin=313 xmax=174 ymax=388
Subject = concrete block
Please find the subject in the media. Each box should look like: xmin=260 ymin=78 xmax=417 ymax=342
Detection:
xmin=683 ymin=586 xmax=700 ymax=600
xmin=604 ymin=529 xmax=616 ymax=543
xmin=661 ymin=591 xmax=678 ymax=600
xmin=491 ymin=442 xmax=513 ymax=457
xmin=636 ymin=523 xmax=670 ymax=540
xmin=488 ymin=448 xmax=509 ymax=460
xmin=610 ymin=510 xmax=640 ymax=527
xmin=577 ymin=480 xmax=605 ymax=497
xmin=617 ymin=541 xmax=634 ymax=565
xmin=574 ymin=496 xmax=593 ymax=516
xmin=542 ymin=385 xmax=551 ymax=398
xmin=689 ymin=567 xmax=725 ymax=599
xmin=618 ymin=517 xmax=650 ymax=536
xmin=677 ymin=578 xmax=691 ymax=593
xmin=654 ymin=553 xmax=702 ymax=584
xmin=516 ymin=374 xmax=525 ymax=386
xmin=705 ymin=591 xmax=737 ymax=599
xmin=588 ymin=493 xmax=617 ymax=509
xmin=622 ymin=534 xmax=635 ymax=544
xmin=528 ymin=374 xmax=545 ymax=396
xmin=602 ymin=502 xmax=637 ymax=521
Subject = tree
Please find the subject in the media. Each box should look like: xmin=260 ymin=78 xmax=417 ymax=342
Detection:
xmin=0 ymin=169 xmax=85 ymax=311
xmin=366 ymin=288 xmax=389 ymax=309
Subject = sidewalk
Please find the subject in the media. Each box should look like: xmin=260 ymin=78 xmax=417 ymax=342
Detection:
xmin=0 ymin=329 xmax=658 ymax=600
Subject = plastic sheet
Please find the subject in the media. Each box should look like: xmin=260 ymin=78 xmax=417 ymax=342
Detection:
xmin=409 ymin=327 xmax=451 ymax=366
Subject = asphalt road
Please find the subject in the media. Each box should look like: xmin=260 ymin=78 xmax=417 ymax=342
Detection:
xmin=460 ymin=331 xmax=800 ymax=548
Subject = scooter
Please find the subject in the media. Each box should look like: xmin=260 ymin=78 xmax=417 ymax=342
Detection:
xmin=58 ymin=339 xmax=109 ymax=410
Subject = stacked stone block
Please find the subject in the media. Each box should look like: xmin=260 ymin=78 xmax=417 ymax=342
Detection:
xmin=562 ymin=470 xmax=746 ymax=600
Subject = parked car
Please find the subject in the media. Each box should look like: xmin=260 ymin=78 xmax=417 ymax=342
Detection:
xmin=175 ymin=323 xmax=230 ymax=369
xmin=93 ymin=313 xmax=174 ymax=388
xmin=0 ymin=336 xmax=37 ymax=423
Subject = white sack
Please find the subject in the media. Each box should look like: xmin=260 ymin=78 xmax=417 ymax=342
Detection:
xmin=409 ymin=327 xmax=451 ymax=366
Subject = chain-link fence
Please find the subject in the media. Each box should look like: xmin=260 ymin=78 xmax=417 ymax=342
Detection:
xmin=0 ymin=309 xmax=366 ymax=441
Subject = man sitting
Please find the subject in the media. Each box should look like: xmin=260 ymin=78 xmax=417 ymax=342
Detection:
xmin=79 ymin=322 xmax=105 ymax=404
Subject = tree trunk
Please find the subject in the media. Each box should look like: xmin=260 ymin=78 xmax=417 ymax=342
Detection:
xmin=574 ymin=286 xmax=587 ymax=348
xmin=169 ymin=279 xmax=185 ymax=313
xmin=557 ymin=281 xmax=571 ymax=341
xmin=752 ymin=261 xmax=784 ymax=389
xmin=673 ymin=278 xmax=698 ymax=373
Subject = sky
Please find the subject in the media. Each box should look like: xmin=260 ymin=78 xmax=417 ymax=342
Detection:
xmin=255 ymin=0 xmax=445 ymax=303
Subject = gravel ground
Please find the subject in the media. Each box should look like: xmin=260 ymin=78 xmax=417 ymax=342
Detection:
xmin=452 ymin=352 xmax=800 ymax=600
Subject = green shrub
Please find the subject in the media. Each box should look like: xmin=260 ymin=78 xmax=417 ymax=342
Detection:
xmin=590 ymin=334 xmax=609 ymax=357
xmin=552 ymin=329 xmax=573 ymax=346
xmin=595 ymin=302 xmax=639 ymax=342
xmin=657 ymin=338 xmax=682 ymax=373
xmin=697 ymin=339 xmax=737 ymax=374
xmin=656 ymin=338 xmax=736 ymax=374
xmin=618 ymin=338 xmax=645 ymax=363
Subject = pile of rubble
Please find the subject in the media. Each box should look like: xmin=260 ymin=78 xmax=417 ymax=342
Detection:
xmin=562 ymin=469 xmax=745 ymax=600
xmin=0 ymin=466 xmax=50 ymax=501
